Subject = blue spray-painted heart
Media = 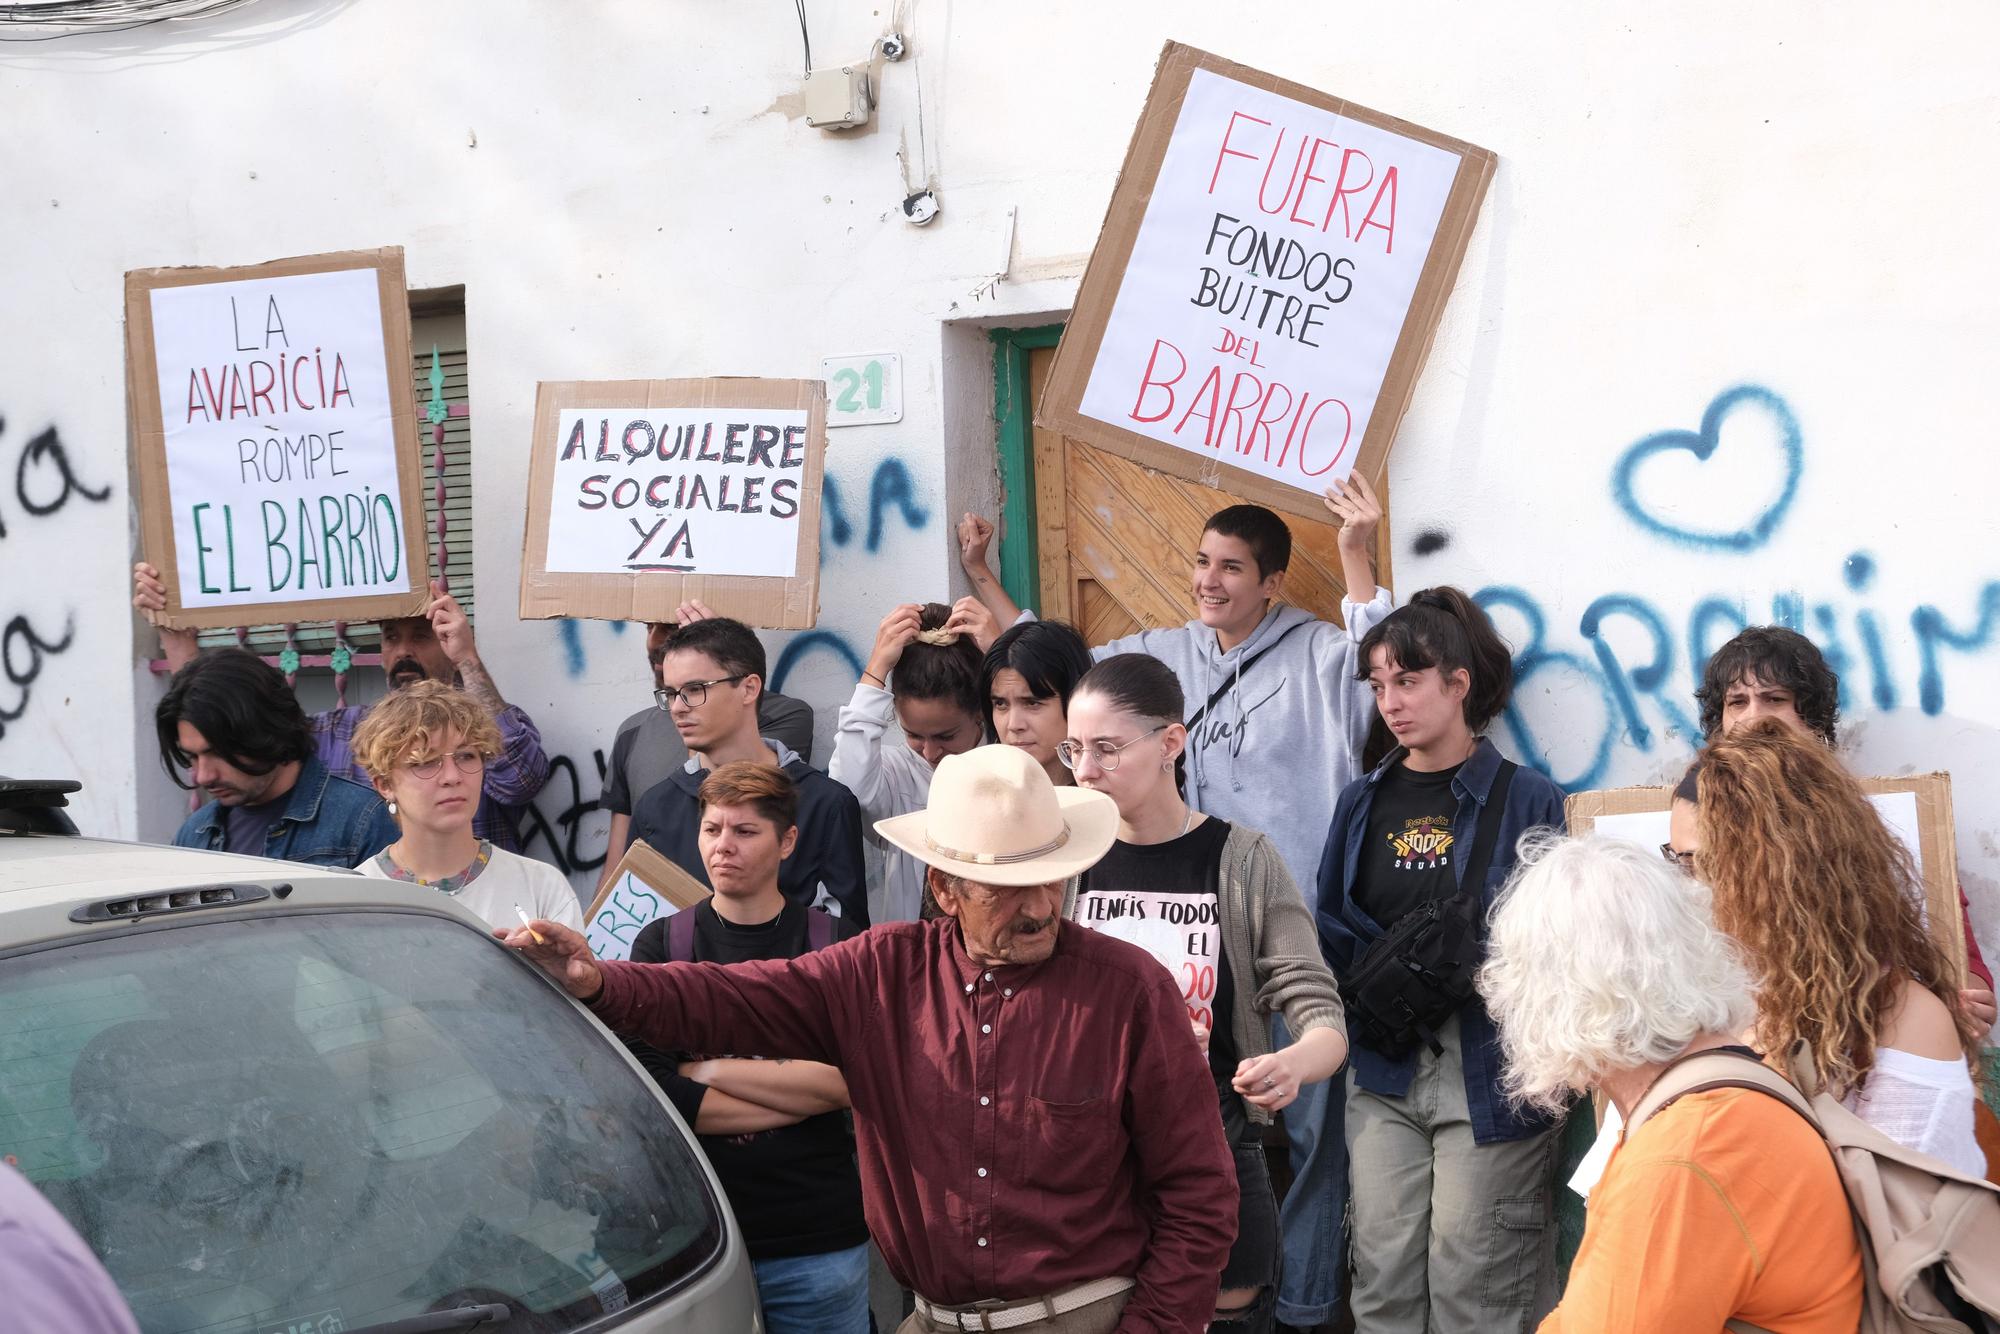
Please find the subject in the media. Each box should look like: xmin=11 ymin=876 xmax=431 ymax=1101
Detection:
xmin=1611 ymin=384 xmax=1802 ymax=552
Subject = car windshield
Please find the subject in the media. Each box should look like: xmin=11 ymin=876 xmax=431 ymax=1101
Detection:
xmin=0 ymin=908 xmax=724 ymax=1333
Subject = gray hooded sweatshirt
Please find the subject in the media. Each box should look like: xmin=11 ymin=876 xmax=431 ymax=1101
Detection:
xmin=1093 ymin=592 xmax=1392 ymax=908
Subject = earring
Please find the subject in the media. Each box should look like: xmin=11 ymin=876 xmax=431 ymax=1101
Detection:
xmin=1162 ymin=760 xmax=1172 ymax=771
xmin=387 ymin=800 xmax=398 ymax=815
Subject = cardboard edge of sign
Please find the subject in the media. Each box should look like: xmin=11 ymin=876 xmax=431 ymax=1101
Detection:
xmin=517 ymin=377 xmax=826 ymax=631
xmin=1034 ymin=39 xmax=1499 ymax=528
xmin=125 ymin=246 xmax=434 ymax=631
xmin=1565 ymin=773 xmax=1968 ymax=988
xmin=583 ymin=838 xmax=714 ymax=926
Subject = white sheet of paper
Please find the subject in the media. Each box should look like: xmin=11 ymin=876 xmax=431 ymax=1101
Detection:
xmin=1078 ymin=67 xmax=1463 ymax=494
xmin=543 ymin=408 xmax=806 ymax=578
xmin=149 ymin=268 xmax=410 ymax=608
xmin=586 ymin=870 xmax=679 ymax=963
xmin=1569 ymin=1105 xmax=1623 ymax=1200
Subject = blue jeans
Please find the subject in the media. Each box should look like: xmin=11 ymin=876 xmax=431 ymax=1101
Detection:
xmin=1273 ymin=1013 xmax=1346 ymax=1326
xmin=753 ymin=1242 xmax=871 ymax=1334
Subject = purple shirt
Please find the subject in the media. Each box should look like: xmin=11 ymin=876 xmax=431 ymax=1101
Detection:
xmin=0 ymin=1163 xmax=139 ymax=1334
xmin=313 ymin=700 xmax=549 ymax=852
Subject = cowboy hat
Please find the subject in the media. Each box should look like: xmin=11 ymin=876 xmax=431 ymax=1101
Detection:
xmin=874 ymin=744 xmax=1119 ymax=886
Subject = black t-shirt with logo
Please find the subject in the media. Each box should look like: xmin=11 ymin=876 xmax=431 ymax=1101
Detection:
xmin=627 ymin=901 xmax=867 ymax=1262
xmin=1076 ymin=816 xmax=1253 ymax=1141
xmin=1353 ymin=761 xmax=1464 ymax=927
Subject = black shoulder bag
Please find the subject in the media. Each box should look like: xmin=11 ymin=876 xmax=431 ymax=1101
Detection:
xmin=1340 ymin=760 xmax=1515 ymax=1059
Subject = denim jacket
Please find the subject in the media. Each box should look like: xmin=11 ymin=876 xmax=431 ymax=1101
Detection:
xmin=1315 ymin=737 xmax=1568 ymax=1143
xmin=174 ymin=754 xmax=400 ymax=869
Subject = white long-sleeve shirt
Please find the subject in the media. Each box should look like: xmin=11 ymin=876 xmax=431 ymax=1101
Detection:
xmin=827 ymin=680 xmax=937 ymax=924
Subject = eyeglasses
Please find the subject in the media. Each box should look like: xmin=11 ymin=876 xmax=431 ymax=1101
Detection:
xmin=1056 ymin=725 xmax=1167 ymax=772
xmin=655 ymin=675 xmax=747 ymax=710
xmin=408 ymin=748 xmax=487 ymax=779
xmin=1660 ymin=843 xmax=1697 ymax=874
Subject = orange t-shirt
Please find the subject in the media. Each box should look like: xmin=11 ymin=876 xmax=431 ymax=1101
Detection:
xmin=1542 ymin=1087 xmax=1863 ymax=1334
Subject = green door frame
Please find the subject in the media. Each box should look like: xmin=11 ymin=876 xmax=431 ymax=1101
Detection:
xmin=989 ymin=324 xmax=1066 ymax=614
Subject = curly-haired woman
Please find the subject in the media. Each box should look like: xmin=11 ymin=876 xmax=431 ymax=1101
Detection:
xmin=1671 ymin=720 xmax=1984 ymax=1175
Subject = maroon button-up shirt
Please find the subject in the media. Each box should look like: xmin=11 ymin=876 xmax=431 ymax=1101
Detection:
xmin=590 ymin=916 xmax=1236 ymax=1332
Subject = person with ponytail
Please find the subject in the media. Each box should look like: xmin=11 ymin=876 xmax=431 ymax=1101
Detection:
xmin=979 ymin=618 xmax=1093 ymax=789
xmin=1315 ymin=587 xmax=1568 ymax=1334
xmin=1062 ymin=654 xmax=1348 ymax=1334
xmin=829 ymin=598 xmax=993 ymax=923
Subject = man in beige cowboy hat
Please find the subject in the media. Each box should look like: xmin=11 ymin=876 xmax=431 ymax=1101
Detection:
xmin=501 ymin=743 xmax=1236 ymax=1333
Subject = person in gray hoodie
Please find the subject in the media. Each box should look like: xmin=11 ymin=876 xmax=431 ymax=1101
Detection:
xmin=959 ymin=472 xmax=1388 ymax=1331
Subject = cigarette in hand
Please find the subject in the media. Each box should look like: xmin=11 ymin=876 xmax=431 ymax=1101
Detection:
xmin=514 ymin=905 xmax=546 ymax=945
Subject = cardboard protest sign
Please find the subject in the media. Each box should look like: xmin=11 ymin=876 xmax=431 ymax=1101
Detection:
xmin=125 ymin=248 xmax=429 ymax=629
xmin=1038 ymin=42 xmax=1496 ymax=525
xmin=519 ymin=378 xmax=826 ymax=629
xmin=583 ymin=839 xmax=712 ymax=963
xmin=1566 ymin=773 xmax=1965 ymax=984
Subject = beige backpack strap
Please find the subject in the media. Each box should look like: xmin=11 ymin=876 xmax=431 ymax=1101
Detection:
xmin=1629 ymin=1049 xmax=1816 ymax=1133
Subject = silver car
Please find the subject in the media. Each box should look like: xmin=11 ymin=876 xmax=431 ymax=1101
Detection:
xmin=0 ymin=781 xmax=760 ymax=1333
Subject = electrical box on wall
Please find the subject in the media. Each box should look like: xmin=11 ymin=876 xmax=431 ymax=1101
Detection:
xmin=804 ymin=65 xmax=871 ymax=130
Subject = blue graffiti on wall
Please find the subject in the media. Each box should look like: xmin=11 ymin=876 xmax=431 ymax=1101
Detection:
xmin=1465 ymin=383 xmax=2000 ymax=791
xmin=1610 ymin=383 xmax=1802 ymax=553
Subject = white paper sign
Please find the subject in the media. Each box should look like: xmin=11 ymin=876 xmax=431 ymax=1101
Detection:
xmin=1078 ymin=67 xmax=1462 ymax=492
xmin=543 ymin=408 xmax=807 ymax=578
xmin=149 ymin=268 xmax=411 ymax=608
xmin=586 ymin=870 xmax=680 ymax=963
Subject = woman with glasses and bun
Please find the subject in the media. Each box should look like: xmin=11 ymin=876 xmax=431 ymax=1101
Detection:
xmin=352 ymin=680 xmax=584 ymax=933
xmin=1059 ymin=652 xmax=1348 ymax=1334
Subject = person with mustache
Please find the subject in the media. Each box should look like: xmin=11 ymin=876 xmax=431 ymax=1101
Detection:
xmin=157 ymin=647 xmax=399 ymax=866
xmin=134 ymin=563 xmax=550 ymax=852
xmin=500 ymin=744 xmax=1238 ymax=1333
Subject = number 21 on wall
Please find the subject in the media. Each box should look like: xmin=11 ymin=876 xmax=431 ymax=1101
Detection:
xmin=820 ymin=352 xmax=904 ymax=427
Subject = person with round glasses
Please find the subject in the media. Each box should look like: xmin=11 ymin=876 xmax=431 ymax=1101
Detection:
xmin=1060 ymin=653 xmax=1349 ymax=1334
xmin=351 ymin=681 xmax=584 ymax=933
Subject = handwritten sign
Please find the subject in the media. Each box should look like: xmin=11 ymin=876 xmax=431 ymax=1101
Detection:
xmin=125 ymin=248 xmax=429 ymax=629
xmin=583 ymin=840 xmax=712 ymax=963
xmin=1039 ymin=43 xmax=1496 ymax=525
xmin=1566 ymin=773 xmax=1965 ymax=985
xmin=520 ymin=378 xmax=826 ymax=629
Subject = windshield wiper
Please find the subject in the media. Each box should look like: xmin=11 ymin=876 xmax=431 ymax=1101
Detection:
xmin=350 ymin=1304 xmax=511 ymax=1333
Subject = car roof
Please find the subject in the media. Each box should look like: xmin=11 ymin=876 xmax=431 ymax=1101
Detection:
xmin=0 ymin=833 xmax=496 ymax=951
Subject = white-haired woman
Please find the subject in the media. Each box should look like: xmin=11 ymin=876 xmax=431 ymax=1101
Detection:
xmin=1479 ymin=835 xmax=1863 ymax=1334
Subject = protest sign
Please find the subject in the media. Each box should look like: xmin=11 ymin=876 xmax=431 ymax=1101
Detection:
xmin=583 ymin=839 xmax=712 ymax=963
xmin=519 ymin=378 xmax=826 ymax=629
xmin=1038 ymin=42 xmax=1496 ymax=525
xmin=125 ymin=248 xmax=429 ymax=629
xmin=1566 ymin=773 xmax=1966 ymax=983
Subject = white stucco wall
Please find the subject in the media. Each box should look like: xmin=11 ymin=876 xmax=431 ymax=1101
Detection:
xmin=4 ymin=1 xmax=1996 ymax=977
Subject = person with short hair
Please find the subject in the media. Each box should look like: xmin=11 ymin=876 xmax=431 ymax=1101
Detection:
xmin=1316 ymin=587 xmax=1569 ymax=1333
xmin=621 ymin=762 xmax=868 ymax=1333
xmin=350 ymin=681 xmax=582 ymax=934
xmin=157 ymin=648 xmax=398 ymax=867
xmin=598 ymin=618 xmax=816 ymax=896
xmin=501 ymin=744 xmax=1237 ymax=1333
xmin=980 ymin=618 xmax=1094 ymax=789
xmin=136 ymin=565 xmax=551 ymax=851
xmin=1692 ymin=623 xmax=1994 ymax=1022
xmin=1477 ymin=833 xmax=1865 ymax=1333
xmin=1063 ymin=653 xmax=1349 ymax=1334
xmin=960 ymin=482 xmax=1389 ymax=1329
xmin=829 ymin=599 xmax=992 ymax=923
xmin=1668 ymin=723 xmax=1986 ymax=1176
xmin=628 ymin=616 xmax=868 ymax=925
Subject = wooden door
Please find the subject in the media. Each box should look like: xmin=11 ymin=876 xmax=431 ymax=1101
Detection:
xmin=1026 ymin=344 xmax=1392 ymax=646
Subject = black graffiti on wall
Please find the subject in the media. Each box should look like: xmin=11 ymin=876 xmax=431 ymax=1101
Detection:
xmin=0 ymin=419 xmax=112 ymax=742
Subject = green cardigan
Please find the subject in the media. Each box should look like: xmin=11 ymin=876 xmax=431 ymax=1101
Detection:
xmin=1063 ymin=819 xmax=1348 ymax=1125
